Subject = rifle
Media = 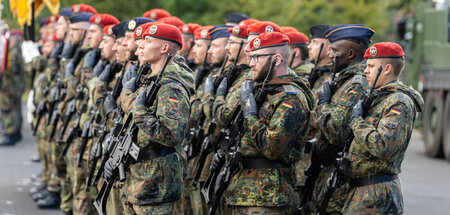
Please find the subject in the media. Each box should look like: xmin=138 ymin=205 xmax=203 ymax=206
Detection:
xmin=32 ymin=86 xmax=49 ymax=136
xmin=289 ymin=50 xmax=297 ymax=69
xmin=134 ymin=62 xmax=151 ymax=88
xmin=76 ymin=108 xmax=97 ymax=167
xmin=317 ymin=65 xmax=383 ymax=214
xmin=85 ymin=120 xmax=107 ymax=191
xmin=94 ymin=54 xmax=173 ymax=215
xmin=57 ymin=99 xmax=76 ymax=145
xmin=205 ymin=59 xmax=277 ymax=215
xmin=183 ymin=40 xmax=195 ymax=59
xmin=194 ymin=44 xmax=211 ymax=90
xmin=59 ymin=98 xmax=87 ymax=160
xmin=308 ymin=43 xmax=324 ymax=87
xmin=111 ymin=61 xmax=126 ymax=100
xmin=47 ymin=76 xmax=65 ymax=141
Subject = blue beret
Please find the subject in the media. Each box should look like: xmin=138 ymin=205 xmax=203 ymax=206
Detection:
xmin=325 ymin=24 xmax=374 ymax=44
xmin=225 ymin=13 xmax=249 ymax=24
xmin=309 ymin=24 xmax=332 ymax=39
xmin=69 ymin=12 xmax=94 ymax=23
xmin=126 ymin=17 xmax=155 ymax=32
xmin=112 ymin=21 xmax=128 ymax=39
xmin=209 ymin=25 xmax=234 ymax=40
xmin=59 ymin=7 xmax=73 ymax=17
xmin=38 ymin=17 xmax=48 ymax=27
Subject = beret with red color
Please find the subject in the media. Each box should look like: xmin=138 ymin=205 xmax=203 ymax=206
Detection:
xmin=72 ymin=4 xmax=98 ymax=14
xmin=90 ymin=14 xmax=120 ymax=27
xmin=228 ymin=25 xmax=249 ymax=38
xmin=47 ymin=15 xmax=59 ymax=24
xmin=281 ymin=26 xmax=299 ymax=34
xmin=179 ymin=23 xmax=201 ymax=35
xmin=364 ymin=42 xmax=404 ymax=59
xmin=194 ymin=26 xmax=213 ymax=40
xmin=134 ymin=22 xmax=154 ymax=40
xmin=141 ymin=23 xmax=183 ymax=48
xmin=157 ymin=16 xmax=184 ymax=28
xmin=284 ymin=31 xmax=309 ymax=45
xmin=238 ymin=18 xmax=259 ymax=28
xmin=249 ymin=32 xmax=289 ymax=51
xmin=103 ymin=25 xmax=115 ymax=37
xmin=247 ymin=21 xmax=281 ymax=35
xmin=143 ymin=9 xmax=171 ymax=20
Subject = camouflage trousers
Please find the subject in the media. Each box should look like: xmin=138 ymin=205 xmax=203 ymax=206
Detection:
xmin=123 ymin=202 xmax=174 ymax=215
xmin=173 ymin=178 xmax=209 ymax=215
xmin=36 ymin=137 xmax=50 ymax=184
xmin=0 ymin=92 xmax=22 ymax=135
xmin=106 ymin=184 xmax=125 ymax=215
xmin=342 ymin=179 xmax=404 ymax=215
xmin=228 ymin=206 xmax=296 ymax=215
xmin=311 ymin=165 xmax=349 ymax=214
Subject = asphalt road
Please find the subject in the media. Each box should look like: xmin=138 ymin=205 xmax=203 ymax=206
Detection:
xmin=0 ymin=122 xmax=449 ymax=214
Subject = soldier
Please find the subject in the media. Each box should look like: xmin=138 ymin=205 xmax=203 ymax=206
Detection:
xmin=311 ymin=24 xmax=374 ymax=214
xmin=178 ymin=23 xmax=201 ymax=69
xmin=243 ymin=21 xmax=282 ymax=58
xmin=342 ymin=42 xmax=423 ymax=214
xmin=285 ymin=30 xmax=314 ymax=77
xmin=104 ymin=23 xmax=194 ymax=215
xmin=0 ymin=29 xmax=24 ymax=146
xmin=219 ymin=32 xmax=314 ymax=214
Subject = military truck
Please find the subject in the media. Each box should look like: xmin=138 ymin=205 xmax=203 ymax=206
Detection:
xmin=398 ymin=0 xmax=450 ymax=160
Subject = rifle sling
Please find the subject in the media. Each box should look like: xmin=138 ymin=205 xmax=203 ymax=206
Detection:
xmin=350 ymin=174 xmax=398 ymax=187
xmin=131 ymin=147 xmax=175 ymax=164
xmin=241 ymin=158 xmax=289 ymax=169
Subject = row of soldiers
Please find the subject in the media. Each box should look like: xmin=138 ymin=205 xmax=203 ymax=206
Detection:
xmin=28 ymin=4 xmax=424 ymax=215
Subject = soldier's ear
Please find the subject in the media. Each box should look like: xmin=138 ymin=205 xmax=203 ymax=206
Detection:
xmin=348 ymin=48 xmax=355 ymax=60
xmin=161 ymin=43 xmax=169 ymax=54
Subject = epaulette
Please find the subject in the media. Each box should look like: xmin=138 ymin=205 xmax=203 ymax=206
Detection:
xmin=283 ymin=85 xmax=296 ymax=95
xmin=352 ymin=74 xmax=365 ymax=85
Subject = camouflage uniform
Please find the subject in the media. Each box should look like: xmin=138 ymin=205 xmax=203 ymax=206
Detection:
xmin=119 ymin=61 xmax=194 ymax=215
xmin=342 ymin=81 xmax=423 ymax=214
xmin=225 ymin=73 xmax=315 ymax=213
xmin=312 ymin=61 xmax=368 ymax=214
xmin=0 ymin=44 xmax=24 ymax=137
xmin=292 ymin=62 xmax=314 ymax=78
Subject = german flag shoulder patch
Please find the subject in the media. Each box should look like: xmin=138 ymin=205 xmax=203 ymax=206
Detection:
xmin=168 ymin=97 xmax=179 ymax=103
xmin=390 ymin=108 xmax=401 ymax=115
xmin=348 ymin=89 xmax=357 ymax=94
xmin=281 ymin=102 xmax=293 ymax=109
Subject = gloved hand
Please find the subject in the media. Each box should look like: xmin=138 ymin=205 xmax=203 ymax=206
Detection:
xmin=103 ymin=94 xmax=116 ymax=116
xmin=49 ymin=42 xmax=64 ymax=59
xmin=103 ymin=158 xmax=114 ymax=180
xmin=203 ymin=75 xmax=214 ymax=94
xmin=60 ymin=39 xmax=75 ymax=59
xmin=110 ymin=62 xmax=123 ymax=74
xmin=83 ymin=49 xmax=99 ymax=69
xmin=122 ymin=64 xmax=138 ymax=85
xmin=89 ymin=142 xmax=100 ymax=161
xmin=318 ymin=81 xmax=333 ymax=105
xmin=240 ymin=80 xmax=253 ymax=105
xmin=193 ymin=68 xmax=201 ymax=87
xmin=92 ymin=60 xmax=104 ymax=77
xmin=216 ymin=78 xmax=228 ymax=96
xmin=64 ymin=59 xmax=75 ymax=78
xmin=99 ymin=64 xmax=112 ymax=82
xmin=243 ymin=94 xmax=258 ymax=119
xmin=134 ymin=90 xmax=146 ymax=107
xmin=350 ymin=99 xmax=364 ymax=122
xmin=210 ymin=153 xmax=224 ymax=171
xmin=103 ymin=133 xmax=113 ymax=155
xmin=123 ymin=77 xmax=136 ymax=92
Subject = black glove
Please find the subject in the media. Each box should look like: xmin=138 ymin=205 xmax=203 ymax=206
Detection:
xmin=134 ymin=90 xmax=146 ymax=107
xmin=216 ymin=78 xmax=228 ymax=96
xmin=103 ymin=94 xmax=116 ymax=116
xmin=210 ymin=153 xmax=224 ymax=171
xmin=203 ymin=75 xmax=214 ymax=94
xmin=103 ymin=133 xmax=113 ymax=155
xmin=99 ymin=64 xmax=112 ymax=82
xmin=89 ymin=142 xmax=100 ymax=161
xmin=65 ymin=59 xmax=75 ymax=78
xmin=240 ymin=80 xmax=253 ymax=105
xmin=243 ymin=94 xmax=258 ymax=119
xmin=103 ymin=158 xmax=114 ymax=180
xmin=123 ymin=77 xmax=136 ymax=92
xmin=92 ymin=60 xmax=104 ymax=77
xmin=350 ymin=99 xmax=364 ymax=122
xmin=83 ymin=49 xmax=99 ymax=69
xmin=49 ymin=42 xmax=64 ymax=59
xmin=60 ymin=39 xmax=76 ymax=59
xmin=122 ymin=64 xmax=138 ymax=85
xmin=318 ymin=81 xmax=333 ymax=105
xmin=193 ymin=68 xmax=201 ymax=87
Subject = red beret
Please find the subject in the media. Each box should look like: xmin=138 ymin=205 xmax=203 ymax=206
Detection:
xmin=228 ymin=25 xmax=249 ymax=38
xmin=238 ymin=19 xmax=259 ymax=28
xmin=45 ymin=34 xmax=61 ymax=42
xmin=364 ymin=42 xmax=404 ymax=59
xmin=72 ymin=4 xmax=98 ymax=14
xmin=194 ymin=26 xmax=213 ymax=40
xmin=103 ymin=25 xmax=115 ymax=37
xmin=134 ymin=22 xmax=153 ymax=40
xmin=141 ymin=23 xmax=183 ymax=48
xmin=90 ymin=14 xmax=120 ymax=27
xmin=157 ymin=16 xmax=184 ymax=28
xmin=250 ymin=32 xmax=289 ymax=52
xmin=284 ymin=31 xmax=309 ymax=45
xmin=281 ymin=26 xmax=299 ymax=34
xmin=47 ymin=15 xmax=59 ymax=24
xmin=179 ymin=23 xmax=201 ymax=35
xmin=143 ymin=9 xmax=171 ymax=20
xmin=247 ymin=21 xmax=281 ymax=36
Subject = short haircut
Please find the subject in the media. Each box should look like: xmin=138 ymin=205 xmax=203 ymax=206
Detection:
xmin=290 ymin=43 xmax=308 ymax=61
xmin=382 ymin=56 xmax=405 ymax=76
xmin=268 ymin=45 xmax=290 ymax=65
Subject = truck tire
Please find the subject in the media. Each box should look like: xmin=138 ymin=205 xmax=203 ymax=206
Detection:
xmin=422 ymin=91 xmax=444 ymax=158
xmin=442 ymin=93 xmax=450 ymax=161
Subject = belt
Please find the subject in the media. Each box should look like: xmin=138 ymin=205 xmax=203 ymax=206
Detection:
xmin=132 ymin=147 xmax=175 ymax=164
xmin=241 ymin=158 xmax=289 ymax=169
xmin=350 ymin=174 xmax=398 ymax=187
